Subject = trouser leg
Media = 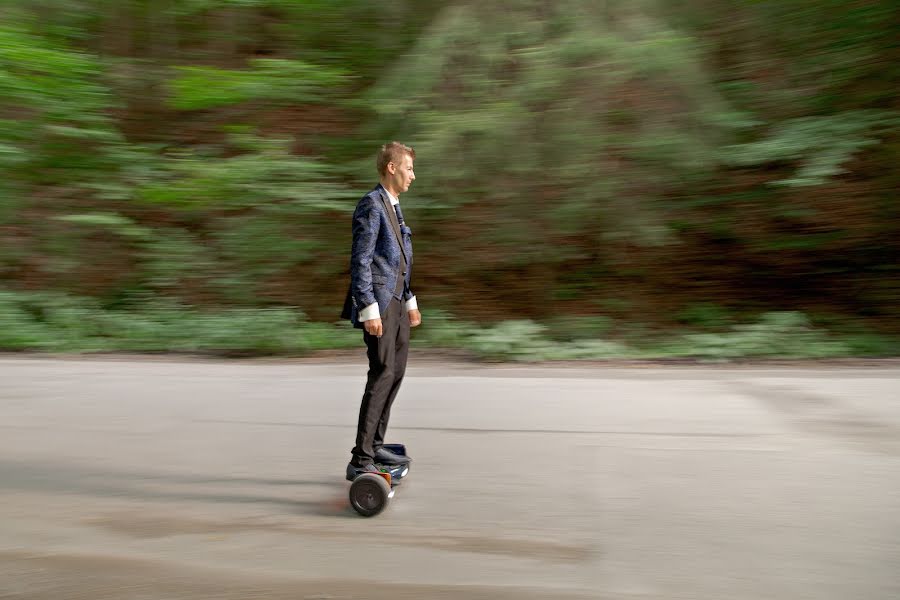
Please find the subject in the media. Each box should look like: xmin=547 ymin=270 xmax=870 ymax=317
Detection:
xmin=374 ymin=302 xmax=410 ymax=450
xmin=351 ymin=298 xmax=407 ymax=466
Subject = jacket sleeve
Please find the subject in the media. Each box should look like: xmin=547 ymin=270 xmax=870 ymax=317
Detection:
xmin=350 ymin=196 xmax=379 ymax=309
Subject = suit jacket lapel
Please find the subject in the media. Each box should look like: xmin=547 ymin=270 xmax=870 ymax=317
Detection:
xmin=379 ymin=189 xmax=408 ymax=263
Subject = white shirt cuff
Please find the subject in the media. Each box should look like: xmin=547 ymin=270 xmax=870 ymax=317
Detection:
xmin=405 ymin=296 xmax=418 ymax=311
xmin=359 ymin=302 xmax=380 ymax=322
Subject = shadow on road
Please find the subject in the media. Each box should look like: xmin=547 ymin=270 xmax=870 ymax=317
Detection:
xmin=0 ymin=458 xmax=353 ymax=517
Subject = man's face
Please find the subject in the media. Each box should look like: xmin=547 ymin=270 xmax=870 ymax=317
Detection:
xmin=390 ymin=153 xmax=415 ymax=194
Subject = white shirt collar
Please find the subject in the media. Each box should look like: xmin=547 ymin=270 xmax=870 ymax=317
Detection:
xmin=383 ymin=187 xmax=399 ymax=206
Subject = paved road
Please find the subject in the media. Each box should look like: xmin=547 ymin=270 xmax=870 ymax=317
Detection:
xmin=1 ymin=356 xmax=898 ymax=599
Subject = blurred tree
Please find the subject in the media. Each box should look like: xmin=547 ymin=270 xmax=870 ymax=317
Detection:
xmin=359 ymin=0 xmax=898 ymax=321
xmin=0 ymin=0 xmax=896 ymax=337
xmin=360 ymin=0 xmax=741 ymax=311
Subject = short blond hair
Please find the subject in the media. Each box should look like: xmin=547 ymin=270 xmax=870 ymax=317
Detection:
xmin=377 ymin=141 xmax=415 ymax=177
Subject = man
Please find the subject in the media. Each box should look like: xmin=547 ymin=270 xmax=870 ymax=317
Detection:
xmin=341 ymin=141 xmax=422 ymax=481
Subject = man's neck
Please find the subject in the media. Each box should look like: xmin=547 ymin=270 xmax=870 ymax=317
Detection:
xmin=380 ymin=180 xmax=400 ymax=200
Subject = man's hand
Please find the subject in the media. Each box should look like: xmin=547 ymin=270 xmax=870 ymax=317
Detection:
xmin=364 ymin=318 xmax=383 ymax=337
xmin=408 ymin=309 xmax=422 ymax=327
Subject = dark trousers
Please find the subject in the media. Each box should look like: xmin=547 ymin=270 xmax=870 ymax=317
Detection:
xmin=351 ymin=297 xmax=410 ymax=466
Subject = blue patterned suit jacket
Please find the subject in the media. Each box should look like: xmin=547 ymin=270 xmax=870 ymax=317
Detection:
xmin=341 ymin=184 xmax=414 ymax=329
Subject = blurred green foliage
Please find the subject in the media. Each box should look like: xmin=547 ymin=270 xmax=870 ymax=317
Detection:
xmin=676 ymin=303 xmax=733 ymax=329
xmin=0 ymin=289 xmax=360 ymax=354
xmin=0 ymin=24 xmax=124 ymax=196
xmin=167 ymin=59 xmax=347 ymax=110
xmin=0 ymin=0 xmax=897 ymax=358
xmin=724 ymin=110 xmax=899 ymax=187
xmin=5 ymin=288 xmax=894 ymax=359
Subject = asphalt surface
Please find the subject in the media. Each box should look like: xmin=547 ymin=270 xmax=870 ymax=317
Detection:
xmin=1 ymin=355 xmax=898 ymax=599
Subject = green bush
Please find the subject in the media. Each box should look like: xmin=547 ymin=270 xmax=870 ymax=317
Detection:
xmin=467 ymin=320 xmax=551 ymax=361
xmin=0 ymin=289 xmax=358 ymax=355
xmin=0 ymin=291 xmax=895 ymax=362
xmin=455 ymin=318 xmax=630 ymax=362
xmin=544 ymin=315 xmax=615 ymax=342
xmin=662 ymin=312 xmax=852 ymax=360
xmin=675 ymin=303 xmax=733 ymax=329
xmin=412 ymin=308 xmax=477 ymax=349
xmin=0 ymin=291 xmax=55 ymax=350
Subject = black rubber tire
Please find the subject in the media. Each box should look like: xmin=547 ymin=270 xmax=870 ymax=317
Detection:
xmin=349 ymin=473 xmax=391 ymax=517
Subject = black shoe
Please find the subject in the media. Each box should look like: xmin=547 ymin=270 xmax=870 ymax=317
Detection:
xmin=374 ymin=446 xmax=411 ymax=466
xmin=346 ymin=462 xmax=380 ymax=481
